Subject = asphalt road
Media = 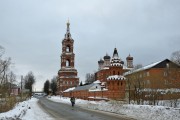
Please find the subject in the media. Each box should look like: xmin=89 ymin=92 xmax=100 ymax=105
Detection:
xmin=38 ymin=97 xmax=135 ymax=120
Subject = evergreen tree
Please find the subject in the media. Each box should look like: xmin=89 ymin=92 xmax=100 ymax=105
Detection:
xmin=50 ymin=76 xmax=57 ymax=95
xmin=44 ymin=80 xmax=50 ymax=95
xmin=24 ymin=71 xmax=35 ymax=94
xmin=79 ymin=81 xmax=83 ymax=86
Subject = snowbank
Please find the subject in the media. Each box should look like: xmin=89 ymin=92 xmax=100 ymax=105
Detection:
xmin=49 ymin=96 xmax=180 ymax=120
xmin=0 ymin=98 xmax=54 ymax=120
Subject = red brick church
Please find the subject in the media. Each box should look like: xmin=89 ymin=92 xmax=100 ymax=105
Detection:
xmin=94 ymin=48 xmax=134 ymax=100
xmin=57 ymin=21 xmax=79 ymax=95
xmin=57 ymin=22 xmax=180 ymax=101
xmin=61 ymin=42 xmax=134 ymax=100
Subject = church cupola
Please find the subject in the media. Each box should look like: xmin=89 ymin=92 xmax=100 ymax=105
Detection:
xmin=111 ymin=48 xmax=124 ymax=67
xmin=104 ymin=53 xmax=111 ymax=60
xmin=104 ymin=53 xmax=111 ymax=67
xmin=112 ymin=48 xmax=119 ymax=59
xmin=98 ymin=58 xmax=104 ymax=70
xmin=126 ymin=54 xmax=133 ymax=68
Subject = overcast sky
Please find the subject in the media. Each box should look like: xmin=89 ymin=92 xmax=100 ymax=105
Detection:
xmin=0 ymin=0 xmax=180 ymax=91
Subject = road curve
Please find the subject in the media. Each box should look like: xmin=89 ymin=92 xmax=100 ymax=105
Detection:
xmin=38 ymin=97 xmax=135 ymax=120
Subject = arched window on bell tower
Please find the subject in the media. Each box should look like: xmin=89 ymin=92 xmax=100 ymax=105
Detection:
xmin=66 ymin=60 xmax=70 ymax=67
xmin=66 ymin=45 xmax=70 ymax=52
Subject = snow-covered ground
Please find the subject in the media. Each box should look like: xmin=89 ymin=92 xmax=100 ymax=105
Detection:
xmin=49 ymin=96 xmax=180 ymax=120
xmin=0 ymin=96 xmax=180 ymax=120
xmin=0 ymin=97 xmax=54 ymax=120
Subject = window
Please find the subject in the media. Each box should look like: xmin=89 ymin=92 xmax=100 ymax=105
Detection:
xmin=147 ymin=80 xmax=150 ymax=85
xmin=164 ymin=72 xmax=167 ymax=76
xmin=66 ymin=46 xmax=70 ymax=52
xmin=166 ymin=63 xmax=169 ymax=69
xmin=147 ymin=72 xmax=150 ymax=76
xmin=113 ymin=71 xmax=115 ymax=75
xmin=143 ymin=73 xmax=146 ymax=77
xmin=118 ymin=72 xmax=120 ymax=75
xmin=140 ymin=74 xmax=142 ymax=78
xmin=66 ymin=60 xmax=70 ymax=67
xmin=164 ymin=79 xmax=168 ymax=85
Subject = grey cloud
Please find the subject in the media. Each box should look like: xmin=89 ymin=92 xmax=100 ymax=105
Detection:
xmin=0 ymin=0 xmax=180 ymax=90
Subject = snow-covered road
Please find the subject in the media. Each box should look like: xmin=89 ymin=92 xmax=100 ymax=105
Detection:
xmin=0 ymin=96 xmax=180 ymax=120
xmin=39 ymin=97 xmax=133 ymax=120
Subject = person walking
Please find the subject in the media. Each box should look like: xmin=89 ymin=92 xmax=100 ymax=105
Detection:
xmin=70 ymin=96 xmax=75 ymax=107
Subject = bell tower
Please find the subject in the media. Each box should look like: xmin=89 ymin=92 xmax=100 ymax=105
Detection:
xmin=57 ymin=21 xmax=79 ymax=94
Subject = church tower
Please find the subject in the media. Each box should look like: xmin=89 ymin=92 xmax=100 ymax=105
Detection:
xmin=57 ymin=21 xmax=79 ymax=94
xmin=126 ymin=54 xmax=133 ymax=68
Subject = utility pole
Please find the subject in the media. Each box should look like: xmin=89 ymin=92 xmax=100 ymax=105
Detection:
xmin=21 ymin=75 xmax=23 ymax=100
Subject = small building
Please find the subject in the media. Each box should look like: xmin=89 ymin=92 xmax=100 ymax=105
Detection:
xmin=63 ymin=81 xmax=108 ymax=101
xmin=11 ymin=84 xmax=21 ymax=95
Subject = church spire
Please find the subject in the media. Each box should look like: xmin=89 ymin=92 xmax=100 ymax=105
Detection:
xmin=113 ymin=48 xmax=119 ymax=59
xmin=67 ymin=19 xmax=70 ymax=32
xmin=65 ymin=19 xmax=71 ymax=39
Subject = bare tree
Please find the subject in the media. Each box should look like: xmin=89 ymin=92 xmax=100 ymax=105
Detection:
xmin=133 ymin=64 xmax=143 ymax=70
xmin=0 ymin=58 xmax=11 ymax=84
xmin=0 ymin=46 xmax=17 ymax=112
xmin=85 ymin=73 xmax=95 ymax=84
xmin=171 ymin=50 xmax=180 ymax=65
xmin=7 ymin=71 xmax=16 ymax=95
xmin=0 ymin=45 xmax=5 ymax=58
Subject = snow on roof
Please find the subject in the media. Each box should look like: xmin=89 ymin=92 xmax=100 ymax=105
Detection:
xmin=124 ymin=60 xmax=162 ymax=76
xmin=103 ymin=67 xmax=109 ymax=70
xmin=60 ymin=76 xmax=79 ymax=78
xmin=73 ymin=83 xmax=100 ymax=91
xmin=123 ymin=65 xmax=133 ymax=70
xmin=89 ymin=88 xmax=108 ymax=92
xmin=101 ymin=82 xmax=106 ymax=85
xmin=63 ymin=87 xmax=75 ymax=92
xmin=107 ymin=75 xmax=126 ymax=80
xmin=111 ymin=63 xmax=123 ymax=67
xmin=93 ymin=80 xmax=101 ymax=84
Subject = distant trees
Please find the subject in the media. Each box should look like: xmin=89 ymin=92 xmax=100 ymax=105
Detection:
xmin=84 ymin=73 xmax=95 ymax=84
xmin=171 ymin=50 xmax=180 ymax=65
xmin=43 ymin=76 xmax=58 ymax=95
xmin=133 ymin=64 xmax=143 ymax=70
xmin=0 ymin=46 xmax=11 ymax=84
xmin=24 ymin=71 xmax=35 ymax=94
xmin=79 ymin=81 xmax=83 ymax=86
xmin=43 ymin=80 xmax=50 ymax=95
xmin=0 ymin=45 xmax=5 ymax=57
xmin=50 ymin=76 xmax=57 ymax=95
xmin=0 ymin=46 xmax=18 ymax=112
xmin=0 ymin=45 xmax=12 ymax=93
